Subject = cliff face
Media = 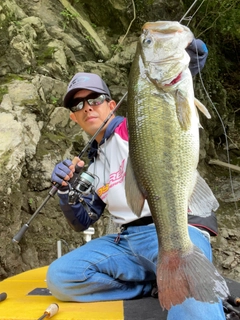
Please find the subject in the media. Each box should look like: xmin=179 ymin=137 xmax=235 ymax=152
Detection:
xmin=0 ymin=0 xmax=240 ymax=282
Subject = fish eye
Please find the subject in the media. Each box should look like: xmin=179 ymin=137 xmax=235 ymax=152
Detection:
xmin=143 ymin=37 xmax=152 ymax=45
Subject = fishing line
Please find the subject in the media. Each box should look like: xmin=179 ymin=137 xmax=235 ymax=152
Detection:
xmin=179 ymin=0 xmax=203 ymax=23
xmin=197 ymin=59 xmax=238 ymax=209
xmin=186 ymin=1 xmax=206 ymax=26
xmin=192 ymin=36 xmax=238 ymax=210
xmin=181 ymin=0 xmax=238 ymax=209
xmin=179 ymin=0 xmax=206 ymax=25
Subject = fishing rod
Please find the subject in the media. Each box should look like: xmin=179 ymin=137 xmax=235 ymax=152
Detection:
xmin=179 ymin=0 xmax=204 ymax=24
xmin=12 ymin=91 xmax=128 ymax=244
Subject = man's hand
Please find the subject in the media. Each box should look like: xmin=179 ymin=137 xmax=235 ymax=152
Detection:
xmin=51 ymin=157 xmax=84 ymax=190
xmin=186 ymin=38 xmax=208 ymax=76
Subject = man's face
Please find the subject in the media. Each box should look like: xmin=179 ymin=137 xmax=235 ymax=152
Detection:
xmin=70 ymin=89 xmax=116 ymax=142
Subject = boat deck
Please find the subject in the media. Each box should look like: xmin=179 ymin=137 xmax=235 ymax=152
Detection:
xmin=0 ymin=266 xmax=239 ymax=320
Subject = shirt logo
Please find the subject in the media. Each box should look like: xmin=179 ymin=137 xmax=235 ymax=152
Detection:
xmin=97 ymin=159 xmax=126 ymax=199
xmin=98 ymin=183 xmax=109 ymax=197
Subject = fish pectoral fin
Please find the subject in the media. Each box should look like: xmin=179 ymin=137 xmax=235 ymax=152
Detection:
xmin=188 ymin=171 xmax=219 ymax=217
xmin=175 ymin=89 xmax=192 ymax=130
xmin=125 ymin=157 xmax=145 ymax=216
xmin=194 ymin=97 xmax=211 ymax=119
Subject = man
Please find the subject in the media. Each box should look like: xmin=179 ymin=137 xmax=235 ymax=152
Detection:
xmin=47 ymin=40 xmax=226 ymax=319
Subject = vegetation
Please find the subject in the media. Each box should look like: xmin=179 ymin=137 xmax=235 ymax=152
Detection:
xmin=60 ymin=8 xmax=77 ymax=30
xmin=0 ymin=86 xmax=8 ymax=102
xmin=182 ymin=0 xmax=240 ymax=114
xmin=36 ymin=46 xmax=57 ymax=65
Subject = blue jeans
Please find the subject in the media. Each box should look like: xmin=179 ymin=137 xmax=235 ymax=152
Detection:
xmin=47 ymin=225 xmax=225 ymax=320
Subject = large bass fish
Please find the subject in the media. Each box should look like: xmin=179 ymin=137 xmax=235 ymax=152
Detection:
xmin=125 ymin=21 xmax=229 ymax=310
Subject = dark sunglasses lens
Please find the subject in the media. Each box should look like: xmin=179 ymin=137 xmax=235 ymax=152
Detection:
xmin=70 ymin=101 xmax=84 ymax=112
xmin=88 ymin=95 xmax=106 ymax=106
xmin=72 ymin=98 xmax=84 ymax=107
xmin=71 ymin=93 xmax=100 ymax=107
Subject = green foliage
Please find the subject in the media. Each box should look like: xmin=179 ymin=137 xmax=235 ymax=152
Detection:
xmin=134 ymin=0 xmax=155 ymax=12
xmin=0 ymin=86 xmax=8 ymax=102
xmin=71 ymin=0 xmax=80 ymax=6
xmin=85 ymin=35 xmax=94 ymax=43
xmin=182 ymin=0 xmax=240 ymax=112
xmin=60 ymin=9 xmax=77 ymax=30
xmin=1 ymin=74 xmax=25 ymax=83
xmin=182 ymin=0 xmax=239 ymax=39
xmin=1 ymin=7 xmax=18 ymax=29
xmin=91 ymin=23 xmax=97 ymax=29
xmin=36 ymin=46 xmax=56 ymax=65
xmin=50 ymin=96 xmax=58 ymax=105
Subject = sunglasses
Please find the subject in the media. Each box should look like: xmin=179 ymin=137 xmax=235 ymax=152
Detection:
xmin=69 ymin=93 xmax=110 ymax=112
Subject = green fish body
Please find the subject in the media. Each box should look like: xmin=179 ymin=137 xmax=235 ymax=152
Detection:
xmin=125 ymin=21 xmax=229 ymax=310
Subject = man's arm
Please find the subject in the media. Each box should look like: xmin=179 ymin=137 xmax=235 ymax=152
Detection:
xmin=58 ymin=192 xmax=106 ymax=232
xmin=51 ymin=159 xmax=106 ymax=232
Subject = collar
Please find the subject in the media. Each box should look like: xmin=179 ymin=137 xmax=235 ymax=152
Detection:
xmin=88 ymin=116 xmax=125 ymax=161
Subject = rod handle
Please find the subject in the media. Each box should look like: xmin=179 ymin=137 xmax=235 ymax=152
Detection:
xmin=44 ymin=303 xmax=59 ymax=318
xmin=12 ymin=224 xmax=29 ymax=243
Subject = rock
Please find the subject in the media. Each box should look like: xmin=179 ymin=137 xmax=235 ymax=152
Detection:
xmin=222 ymin=255 xmax=235 ymax=269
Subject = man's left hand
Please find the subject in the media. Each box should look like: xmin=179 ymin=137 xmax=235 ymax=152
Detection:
xmin=186 ymin=38 xmax=208 ymax=76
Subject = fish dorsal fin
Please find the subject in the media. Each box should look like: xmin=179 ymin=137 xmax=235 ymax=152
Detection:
xmin=194 ymin=98 xmax=211 ymax=119
xmin=175 ymin=89 xmax=192 ymax=130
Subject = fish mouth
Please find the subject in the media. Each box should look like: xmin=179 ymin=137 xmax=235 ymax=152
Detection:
xmin=164 ymin=73 xmax=182 ymax=86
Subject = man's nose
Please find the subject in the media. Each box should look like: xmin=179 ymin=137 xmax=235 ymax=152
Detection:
xmin=83 ymin=102 xmax=93 ymax=112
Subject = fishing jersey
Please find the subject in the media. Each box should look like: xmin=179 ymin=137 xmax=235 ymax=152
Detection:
xmin=58 ymin=116 xmax=218 ymax=235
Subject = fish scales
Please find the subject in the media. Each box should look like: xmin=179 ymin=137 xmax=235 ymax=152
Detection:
xmin=125 ymin=21 xmax=229 ymax=310
xmin=127 ymin=37 xmax=199 ymax=252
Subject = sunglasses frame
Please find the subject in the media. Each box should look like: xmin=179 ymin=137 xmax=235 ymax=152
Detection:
xmin=69 ymin=93 xmax=110 ymax=112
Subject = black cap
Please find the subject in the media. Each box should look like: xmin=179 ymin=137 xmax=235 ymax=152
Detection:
xmin=63 ymin=72 xmax=111 ymax=109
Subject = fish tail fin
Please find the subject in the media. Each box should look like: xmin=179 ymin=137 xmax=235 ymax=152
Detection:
xmin=157 ymin=245 xmax=229 ymax=310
